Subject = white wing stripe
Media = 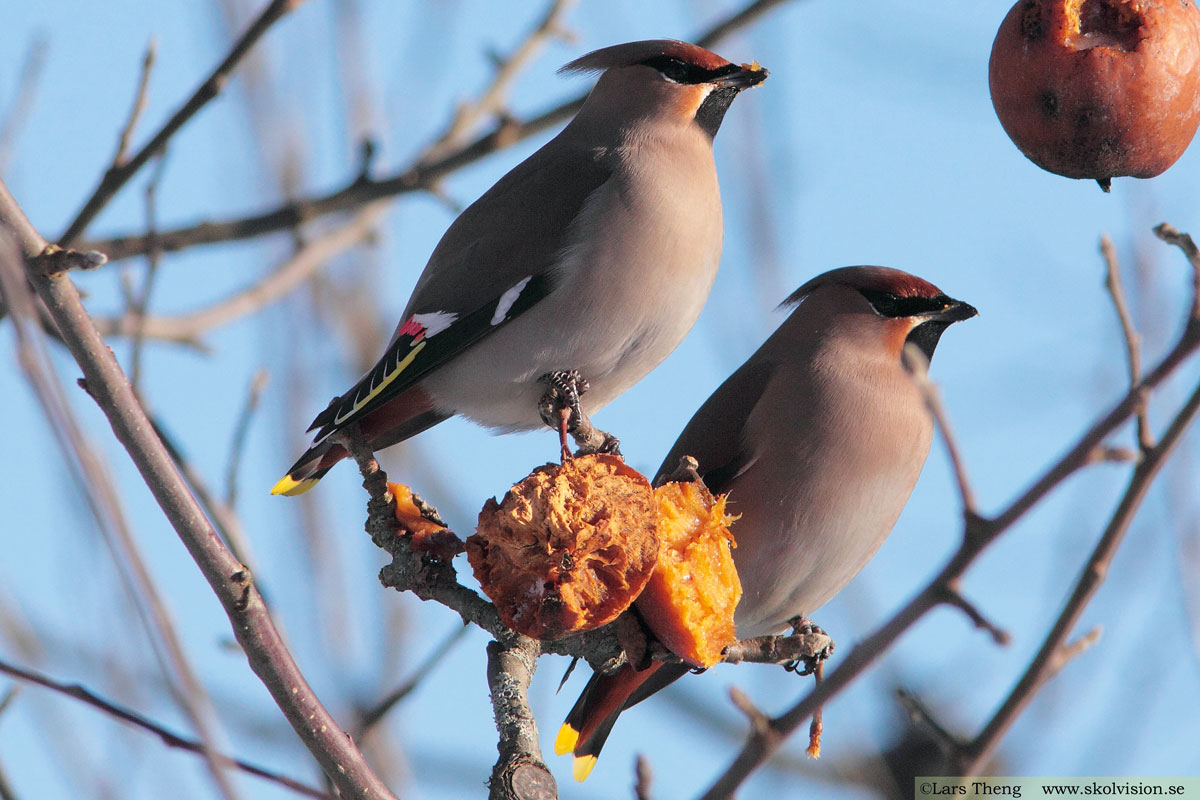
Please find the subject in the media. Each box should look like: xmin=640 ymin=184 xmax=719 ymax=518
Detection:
xmin=411 ymin=311 xmax=457 ymax=336
xmin=491 ymin=276 xmax=532 ymax=326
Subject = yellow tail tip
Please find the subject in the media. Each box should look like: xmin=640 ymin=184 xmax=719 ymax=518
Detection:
xmin=572 ymin=755 xmax=597 ymax=782
xmin=271 ymin=474 xmax=318 ymax=496
xmin=554 ymin=723 xmax=579 ymax=756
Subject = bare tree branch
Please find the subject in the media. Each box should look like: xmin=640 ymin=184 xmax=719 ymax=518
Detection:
xmin=226 ymin=367 xmax=269 ymax=510
xmin=354 ymin=622 xmax=471 ymax=741
xmin=94 ymin=204 xmax=385 ymax=344
xmin=59 ymin=0 xmax=309 ymax=246
xmin=128 ymin=152 xmax=167 ymax=391
xmin=336 ymin=425 xmax=835 ymax=672
xmin=952 ymin=378 xmax=1200 ymax=775
xmin=83 ymin=0 xmax=801 ymax=262
xmin=0 ymin=33 xmax=49 ymax=174
xmin=1102 ymin=234 xmax=1152 ymax=452
xmin=486 ymin=637 xmax=556 ymax=800
xmin=422 ymin=0 xmax=578 ymax=163
xmin=0 ymin=657 xmax=333 ymax=800
xmin=0 ymin=177 xmax=398 ymax=799
xmin=0 ymin=230 xmax=242 ymax=800
xmin=698 ymin=225 xmax=1200 ymax=799
xmin=112 ymin=39 xmax=158 ymax=168
xmin=634 ymin=754 xmax=654 ymax=800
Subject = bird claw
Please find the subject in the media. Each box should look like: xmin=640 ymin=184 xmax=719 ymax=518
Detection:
xmin=537 ymin=370 xmax=621 ymax=459
xmin=538 ymin=370 xmax=589 ymax=431
xmin=782 ymin=616 xmax=834 ymax=675
xmin=576 ymin=432 xmax=622 ymax=458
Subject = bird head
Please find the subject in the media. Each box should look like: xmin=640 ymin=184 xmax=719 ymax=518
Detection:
xmin=783 ymin=266 xmax=978 ymax=363
xmin=561 ymin=40 xmax=768 ymax=139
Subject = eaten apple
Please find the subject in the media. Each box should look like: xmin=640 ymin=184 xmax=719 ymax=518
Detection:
xmin=989 ymin=0 xmax=1200 ymax=190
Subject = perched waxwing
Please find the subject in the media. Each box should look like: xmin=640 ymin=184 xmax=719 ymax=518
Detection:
xmin=273 ymin=40 xmax=768 ymax=496
xmin=557 ymin=266 xmax=977 ymax=780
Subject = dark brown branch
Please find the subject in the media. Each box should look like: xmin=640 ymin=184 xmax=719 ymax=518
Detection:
xmin=939 ymin=585 xmax=1011 ymax=647
xmin=486 ymin=638 xmax=557 ymax=800
xmin=695 ymin=0 xmax=793 ymax=49
xmin=895 ymin=688 xmax=965 ymax=756
xmin=84 ymin=0 xmax=800 ymax=262
xmin=0 ymin=177 xmax=397 ymax=798
xmin=699 ymin=226 xmax=1200 ymax=799
xmin=1154 ymin=223 xmax=1200 ymax=320
xmin=953 ymin=379 xmax=1200 ymax=775
xmin=0 ymin=657 xmax=333 ymax=800
xmin=59 ymin=0 xmax=308 ymax=246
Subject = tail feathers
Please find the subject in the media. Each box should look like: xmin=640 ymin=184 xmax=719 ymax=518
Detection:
xmin=271 ymin=441 xmax=338 ymax=496
xmin=557 ymin=662 xmax=669 ymax=781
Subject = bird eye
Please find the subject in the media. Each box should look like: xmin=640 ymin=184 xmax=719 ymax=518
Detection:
xmin=859 ymin=289 xmax=901 ymax=317
xmin=640 ymin=56 xmax=693 ymax=83
xmin=659 ymin=58 xmax=690 ymax=82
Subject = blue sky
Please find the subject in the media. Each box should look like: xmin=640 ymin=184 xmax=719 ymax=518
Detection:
xmin=1 ymin=1 xmax=1199 ymax=798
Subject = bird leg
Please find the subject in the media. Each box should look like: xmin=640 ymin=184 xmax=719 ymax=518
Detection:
xmin=537 ymin=370 xmax=622 ymax=458
xmin=782 ymin=616 xmax=834 ymax=675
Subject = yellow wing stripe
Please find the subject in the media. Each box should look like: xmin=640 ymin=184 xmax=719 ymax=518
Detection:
xmin=332 ymin=340 xmax=427 ymax=427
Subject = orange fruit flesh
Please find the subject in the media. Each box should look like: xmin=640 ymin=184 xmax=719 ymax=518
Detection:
xmin=467 ymin=454 xmax=658 ymax=640
xmin=637 ymin=481 xmax=741 ymax=668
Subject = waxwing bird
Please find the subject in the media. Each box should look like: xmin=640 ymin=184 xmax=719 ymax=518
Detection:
xmin=557 ymin=266 xmax=977 ymax=780
xmin=273 ymin=40 xmax=768 ymax=496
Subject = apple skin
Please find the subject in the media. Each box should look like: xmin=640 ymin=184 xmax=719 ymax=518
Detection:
xmin=989 ymin=0 xmax=1200 ymax=189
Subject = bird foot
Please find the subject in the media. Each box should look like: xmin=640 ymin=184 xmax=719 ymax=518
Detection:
xmin=537 ymin=370 xmax=621 ymax=459
xmin=782 ymin=616 xmax=834 ymax=675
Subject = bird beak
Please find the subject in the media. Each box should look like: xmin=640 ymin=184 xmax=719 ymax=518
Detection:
xmin=711 ymin=61 xmax=769 ymax=90
xmin=929 ymin=298 xmax=978 ymax=323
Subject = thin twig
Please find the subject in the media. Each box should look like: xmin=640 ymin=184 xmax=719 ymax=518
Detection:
xmin=634 ymin=754 xmax=653 ymax=800
xmin=1102 ymin=235 xmax=1152 ymax=452
xmin=0 ymin=33 xmax=49 ymax=174
xmin=112 ymin=39 xmax=158 ymax=167
xmin=423 ymin=0 xmax=577 ymax=162
xmin=903 ymin=344 xmax=980 ymax=517
xmin=59 ymin=0 xmax=308 ymax=246
xmin=698 ymin=226 xmax=1200 ymax=799
xmin=84 ymin=0 xmax=800 ymax=262
xmin=954 ymin=380 xmax=1200 ymax=775
xmin=895 ymin=688 xmax=964 ymax=756
xmin=355 ymin=622 xmax=471 ymax=740
xmin=940 ymin=585 xmax=1011 ymax=646
xmin=129 ymin=152 xmax=167 ymax=391
xmin=0 ymin=657 xmax=332 ymax=799
xmin=0 ymin=178 xmax=397 ymax=798
xmin=95 ymin=204 xmax=385 ymax=344
xmin=1154 ymin=223 xmax=1200 ymax=321
xmin=226 ymin=368 xmax=269 ymax=510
